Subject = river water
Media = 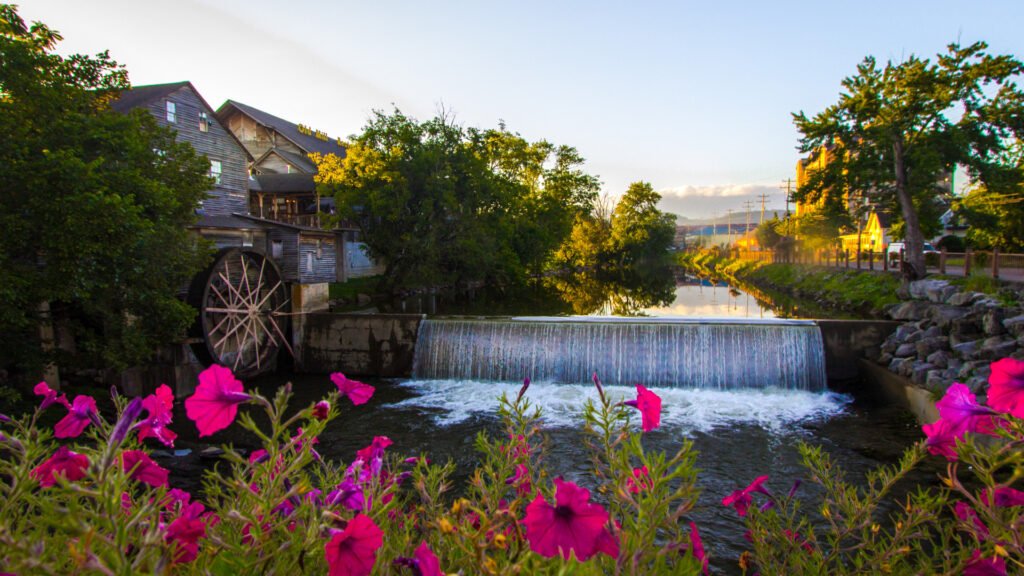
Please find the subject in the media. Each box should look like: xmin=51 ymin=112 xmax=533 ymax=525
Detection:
xmin=160 ymin=270 xmax=933 ymax=573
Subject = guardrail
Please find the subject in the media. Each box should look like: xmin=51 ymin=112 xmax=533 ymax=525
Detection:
xmin=733 ymin=248 xmax=1024 ymax=282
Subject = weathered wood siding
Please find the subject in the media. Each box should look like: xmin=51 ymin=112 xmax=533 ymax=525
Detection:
xmin=197 ymin=229 xmax=267 ymax=252
xmin=298 ymin=234 xmax=337 ymax=284
xmin=345 ymin=241 xmax=386 ymax=278
xmin=223 ymin=112 xmax=304 ymax=169
xmin=144 ymin=86 xmax=249 ymax=216
xmin=267 ymin=228 xmax=301 ymax=282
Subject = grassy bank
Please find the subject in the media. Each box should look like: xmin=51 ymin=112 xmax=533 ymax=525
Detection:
xmin=677 ymin=251 xmax=902 ymax=318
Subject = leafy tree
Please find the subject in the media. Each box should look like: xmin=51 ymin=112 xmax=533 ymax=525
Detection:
xmin=0 ymin=5 xmax=211 ymax=375
xmin=959 ymin=183 xmax=1024 ymax=251
xmin=793 ymin=42 xmax=1024 ymax=279
xmin=608 ymin=182 xmax=676 ymax=265
xmin=754 ymin=217 xmax=784 ymax=249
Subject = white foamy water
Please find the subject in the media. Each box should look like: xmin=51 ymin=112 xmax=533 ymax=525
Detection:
xmin=390 ymin=380 xmax=852 ymax=433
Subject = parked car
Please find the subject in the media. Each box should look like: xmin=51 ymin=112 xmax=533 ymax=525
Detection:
xmin=886 ymin=241 xmax=939 ymax=263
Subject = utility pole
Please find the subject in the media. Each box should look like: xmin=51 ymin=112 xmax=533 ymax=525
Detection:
xmin=726 ymin=209 xmax=734 ymax=247
xmin=757 ymin=192 xmax=770 ymax=225
xmin=779 ymin=178 xmax=794 ymax=236
xmin=743 ymin=200 xmax=754 ymax=240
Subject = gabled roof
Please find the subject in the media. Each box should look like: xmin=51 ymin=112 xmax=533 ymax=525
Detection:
xmin=217 ymin=99 xmax=347 ymax=159
xmin=253 ymin=173 xmax=316 ymax=194
xmin=254 ymin=147 xmax=317 ymax=174
xmin=111 ymin=81 xmax=190 ymax=113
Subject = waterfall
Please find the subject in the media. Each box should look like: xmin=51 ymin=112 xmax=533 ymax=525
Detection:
xmin=412 ymin=317 xmax=828 ymax=391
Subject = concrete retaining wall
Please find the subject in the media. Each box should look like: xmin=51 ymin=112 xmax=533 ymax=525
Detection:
xmin=297 ymin=313 xmax=424 ymax=376
xmin=816 ymin=320 xmax=901 ymax=383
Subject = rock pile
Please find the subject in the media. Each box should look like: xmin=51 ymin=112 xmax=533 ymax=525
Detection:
xmin=873 ymin=279 xmax=1024 ymax=394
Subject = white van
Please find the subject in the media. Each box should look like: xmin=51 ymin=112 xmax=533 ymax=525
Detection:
xmin=886 ymin=241 xmax=939 ymax=263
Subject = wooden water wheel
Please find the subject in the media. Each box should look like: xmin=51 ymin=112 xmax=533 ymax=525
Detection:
xmin=188 ymin=248 xmax=291 ymax=376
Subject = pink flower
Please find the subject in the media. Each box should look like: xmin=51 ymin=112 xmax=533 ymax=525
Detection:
xmin=122 ymin=450 xmax=169 ymax=488
xmin=313 ymin=400 xmax=331 ymax=420
xmin=722 ymin=475 xmax=771 ymax=517
xmin=356 ymin=436 xmax=393 ymax=462
xmin=331 ymin=372 xmax=375 ymax=406
xmin=988 ymin=357 xmax=1024 ymax=418
xmin=954 ymin=501 xmax=989 ymax=539
xmin=923 ymin=417 xmax=962 ymax=461
xmin=688 ymin=522 xmax=708 ymax=574
xmin=936 ymin=383 xmax=1001 ymax=435
xmin=505 ymin=463 xmax=532 ymax=496
xmin=165 ymin=515 xmax=207 ymax=563
xmin=137 ymin=384 xmax=177 ymax=447
xmin=523 ymin=478 xmax=619 ymax=561
xmin=184 ymin=365 xmax=250 ymax=437
xmin=414 ymin=541 xmax=442 ymax=576
xmin=34 ymin=381 xmax=69 ymax=411
xmin=31 ymin=446 xmax=89 ymax=487
xmin=627 ymin=466 xmax=652 ymax=494
xmin=327 ymin=479 xmax=365 ymax=511
xmin=624 ymin=384 xmax=661 ymax=432
xmin=981 ymin=487 xmax=1024 ymax=507
xmin=54 ymin=395 xmax=98 ymax=438
xmin=964 ymin=549 xmax=1006 ymax=576
xmin=324 ymin=514 xmax=384 ymax=576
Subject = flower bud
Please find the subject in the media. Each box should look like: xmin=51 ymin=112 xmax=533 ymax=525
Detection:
xmin=312 ymin=400 xmax=330 ymax=420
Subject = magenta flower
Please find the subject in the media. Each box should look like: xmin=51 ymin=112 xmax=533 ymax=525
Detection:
xmin=184 ymin=365 xmax=250 ymax=437
xmin=936 ymin=383 xmax=1001 ymax=435
xmin=165 ymin=515 xmax=207 ymax=564
xmin=954 ymin=501 xmax=989 ymax=539
xmin=687 ymin=522 xmax=708 ymax=574
xmin=627 ymin=466 xmax=652 ymax=494
xmin=313 ymin=400 xmax=331 ymax=420
xmin=31 ymin=446 xmax=90 ymax=487
xmin=722 ymin=475 xmax=771 ymax=517
xmin=137 ymin=384 xmax=177 ymax=447
xmin=324 ymin=513 xmax=384 ymax=576
xmin=122 ymin=450 xmax=170 ymax=488
xmin=34 ymin=381 xmax=69 ymax=411
xmin=981 ymin=487 xmax=1024 ymax=507
xmin=505 ymin=463 xmax=532 ymax=496
xmin=623 ymin=384 xmax=661 ymax=432
xmin=988 ymin=357 xmax=1024 ymax=418
xmin=394 ymin=541 xmax=443 ymax=576
xmin=54 ymin=395 xmax=99 ymax=439
xmin=330 ymin=372 xmax=375 ymax=406
xmin=964 ymin=549 xmax=1007 ymax=576
xmin=356 ymin=435 xmax=393 ymax=462
xmin=923 ymin=417 xmax=962 ymax=461
xmin=523 ymin=478 xmax=619 ymax=561
xmin=327 ymin=479 xmax=366 ymax=511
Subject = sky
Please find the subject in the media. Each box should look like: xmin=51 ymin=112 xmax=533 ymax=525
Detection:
xmin=16 ymin=0 xmax=1024 ymax=219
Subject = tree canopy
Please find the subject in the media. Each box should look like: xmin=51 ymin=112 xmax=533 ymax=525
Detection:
xmin=608 ymin=182 xmax=677 ymax=265
xmin=0 ymin=5 xmax=211 ymax=374
xmin=793 ymin=41 xmax=1024 ymax=279
xmin=314 ymin=109 xmax=600 ymax=293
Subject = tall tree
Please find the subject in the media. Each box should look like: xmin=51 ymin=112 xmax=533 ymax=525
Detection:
xmin=0 ymin=5 xmax=211 ymax=374
xmin=608 ymin=181 xmax=676 ymax=265
xmin=793 ymin=42 xmax=1024 ymax=279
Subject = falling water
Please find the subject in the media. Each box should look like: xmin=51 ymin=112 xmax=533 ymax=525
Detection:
xmin=412 ymin=317 xmax=827 ymax=391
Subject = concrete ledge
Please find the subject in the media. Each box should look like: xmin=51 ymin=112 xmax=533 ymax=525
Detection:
xmin=297 ymin=313 xmax=424 ymax=376
xmin=857 ymin=359 xmax=938 ymax=424
xmin=816 ymin=320 xmax=901 ymax=383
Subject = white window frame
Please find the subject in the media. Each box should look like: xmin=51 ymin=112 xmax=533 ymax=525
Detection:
xmin=199 ymin=111 xmax=210 ymax=132
xmin=166 ymin=101 xmax=176 ymax=123
xmin=209 ymin=160 xmax=222 ymax=185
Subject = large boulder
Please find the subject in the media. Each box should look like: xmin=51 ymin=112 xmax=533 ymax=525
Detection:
xmin=888 ymin=301 xmax=933 ymax=321
xmin=908 ymin=279 xmax=957 ymax=303
xmin=928 ymin=305 xmax=971 ymax=329
xmin=915 ymin=336 xmax=949 ymax=359
xmin=1003 ymin=314 xmax=1024 ymax=338
xmin=947 ymin=291 xmax=986 ymax=307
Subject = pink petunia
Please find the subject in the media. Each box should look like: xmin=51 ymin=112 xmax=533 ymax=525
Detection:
xmin=505 ymin=463 xmax=532 ymax=496
xmin=356 ymin=436 xmax=393 ymax=462
xmin=722 ymin=475 xmax=771 ymax=517
xmin=54 ymin=395 xmax=98 ymax=439
xmin=122 ymin=450 xmax=169 ymax=488
xmin=31 ymin=446 xmax=90 ymax=487
xmin=165 ymin=515 xmax=207 ymax=564
xmin=184 ymin=365 xmax=250 ymax=437
xmin=627 ymin=466 xmax=652 ymax=494
xmin=523 ymin=478 xmax=619 ymax=561
xmin=936 ymin=383 xmax=1001 ymax=435
xmin=981 ymin=486 xmax=1024 ymax=508
xmin=33 ymin=381 xmax=69 ymax=411
xmin=688 ymin=522 xmax=708 ymax=574
xmin=988 ymin=357 xmax=1024 ymax=418
xmin=324 ymin=513 xmax=384 ymax=576
xmin=414 ymin=541 xmax=442 ymax=576
xmin=326 ymin=479 xmax=365 ymax=511
xmin=313 ymin=400 xmax=331 ymax=420
xmin=624 ymin=384 xmax=661 ymax=432
xmin=954 ymin=501 xmax=989 ymax=539
xmin=330 ymin=372 xmax=375 ymax=406
xmin=963 ymin=549 xmax=1007 ymax=576
xmin=923 ymin=417 xmax=962 ymax=461
xmin=137 ymin=384 xmax=177 ymax=447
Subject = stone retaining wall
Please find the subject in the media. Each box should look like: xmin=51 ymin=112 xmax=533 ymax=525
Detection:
xmin=296 ymin=313 xmax=424 ymax=376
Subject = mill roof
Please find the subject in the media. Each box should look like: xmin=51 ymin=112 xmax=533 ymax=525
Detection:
xmin=217 ymin=99 xmax=347 ymax=159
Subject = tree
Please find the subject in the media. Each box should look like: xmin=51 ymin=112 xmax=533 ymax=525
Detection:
xmin=0 ymin=5 xmax=212 ymax=374
xmin=754 ymin=217 xmax=784 ymax=249
xmin=608 ymin=182 xmax=676 ymax=265
xmin=793 ymin=42 xmax=1024 ymax=279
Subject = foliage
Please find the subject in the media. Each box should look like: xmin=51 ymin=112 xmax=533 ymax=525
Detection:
xmin=0 ymin=5 xmax=211 ymax=374
xmin=935 ymin=234 xmax=967 ymax=252
xmin=793 ymin=41 xmax=1024 ymax=279
xmin=959 ymin=178 xmax=1024 ymax=252
xmin=313 ymin=111 xmax=600 ymax=293
xmin=609 ymin=182 xmax=677 ymax=266
xmin=754 ymin=217 xmax=785 ymax=249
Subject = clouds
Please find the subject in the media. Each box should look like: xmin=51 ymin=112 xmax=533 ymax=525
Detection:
xmin=656 ymin=183 xmax=784 ymax=220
